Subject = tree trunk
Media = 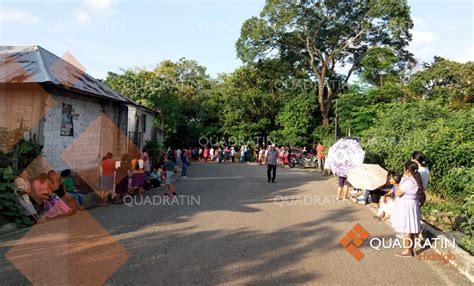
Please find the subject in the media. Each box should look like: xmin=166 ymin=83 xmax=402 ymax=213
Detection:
xmin=317 ymin=77 xmax=330 ymax=127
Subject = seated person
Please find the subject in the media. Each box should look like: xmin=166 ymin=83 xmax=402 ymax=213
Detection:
xmin=33 ymin=173 xmax=72 ymax=220
xmin=149 ymin=167 xmax=162 ymax=188
xmin=369 ymin=188 xmax=387 ymax=208
xmin=355 ymin=189 xmax=370 ymax=205
xmin=15 ymin=169 xmax=40 ymax=223
xmin=376 ymin=174 xmax=401 ymax=221
xmin=60 ymin=169 xmax=85 ymax=208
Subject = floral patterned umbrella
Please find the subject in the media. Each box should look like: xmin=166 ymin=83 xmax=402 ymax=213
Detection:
xmin=327 ymin=138 xmax=365 ymax=177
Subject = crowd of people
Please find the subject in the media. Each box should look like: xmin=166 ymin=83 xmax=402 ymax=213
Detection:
xmin=14 ymin=149 xmax=180 ymax=223
xmin=14 ymin=139 xmax=429 ymax=258
xmin=336 ymin=151 xmax=430 ymax=257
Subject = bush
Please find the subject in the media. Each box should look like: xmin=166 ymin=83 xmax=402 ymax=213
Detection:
xmin=144 ymin=139 xmax=165 ymax=166
xmin=362 ymin=101 xmax=474 ymax=202
xmin=0 ymin=138 xmax=42 ymax=227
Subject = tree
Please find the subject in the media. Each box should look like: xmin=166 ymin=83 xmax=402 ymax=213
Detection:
xmin=105 ymin=58 xmax=218 ymax=147
xmin=407 ymin=57 xmax=474 ymax=108
xmin=271 ymin=92 xmax=317 ymax=146
xmin=361 ymin=47 xmax=400 ymax=87
xmin=236 ymin=0 xmax=414 ymax=127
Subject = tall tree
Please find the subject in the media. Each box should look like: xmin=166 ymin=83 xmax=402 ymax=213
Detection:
xmin=236 ymin=0 xmax=414 ymax=126
xmin=105 ymin=58 xmax=217 ymax=147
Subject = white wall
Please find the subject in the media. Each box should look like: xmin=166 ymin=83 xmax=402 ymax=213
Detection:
xmin=42 ymin=93 xmax=103 ymax=171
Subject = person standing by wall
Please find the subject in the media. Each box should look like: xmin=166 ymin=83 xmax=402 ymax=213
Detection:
xmin=131 ymin=152 xmax=145 ymax=196
xmin=114 ymin=154 xmax=130 ymax=204
xmin=267 ymin=144 xmax=278 ymax=183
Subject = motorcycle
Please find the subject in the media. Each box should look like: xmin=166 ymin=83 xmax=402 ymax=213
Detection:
xmin=289 ymin=157 xmax=298 ymax=168
xmin=291 ymin=153 xmax=319 ymax=169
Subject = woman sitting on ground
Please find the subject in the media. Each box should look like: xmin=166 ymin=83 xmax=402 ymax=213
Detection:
xmin=48 ymin=170 xmax=82 ymax=212
xmin=60 ymin=169 xmax=85 ymax=209
xmin=15 ymin=169 xmax=40 ymax=223
xmin=149 ymin=166 xmax=162 ymax=188
xmin=33 ymin=173 xmax=72 ymax=220
xmin=376 ymin=174 xmax=401 ymax=221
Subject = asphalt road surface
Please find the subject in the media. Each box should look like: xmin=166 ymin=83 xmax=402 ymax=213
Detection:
xmin=0 ymin=162 xmax=471 ymax=285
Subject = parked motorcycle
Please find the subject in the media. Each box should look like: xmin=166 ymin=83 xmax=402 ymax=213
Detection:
xmin=291 ymin=154 xmax=319 ymax=169
xmin=289 ymin=157 xmax=297 ymax=168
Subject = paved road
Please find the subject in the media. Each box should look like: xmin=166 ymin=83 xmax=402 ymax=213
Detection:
xmin=0 ymin=163 xmax=471 ymax=285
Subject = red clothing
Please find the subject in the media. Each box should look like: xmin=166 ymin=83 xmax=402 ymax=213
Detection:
xmin=102 ymin=159 xmax=115 ymax=176
xmin=316 ymin=144 xmax=325 ymax=159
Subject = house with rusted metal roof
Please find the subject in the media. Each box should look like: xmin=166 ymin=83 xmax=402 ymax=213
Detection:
xmin=0 ymin=45 xmax=163 ymax=188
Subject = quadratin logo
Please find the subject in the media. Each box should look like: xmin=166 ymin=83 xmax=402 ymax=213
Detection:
xmin=339 ymin=223 xmax=370 ymax=261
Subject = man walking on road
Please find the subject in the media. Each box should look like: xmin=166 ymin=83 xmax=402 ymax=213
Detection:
xmin=267 ymin=144 xmax=278 ymax=183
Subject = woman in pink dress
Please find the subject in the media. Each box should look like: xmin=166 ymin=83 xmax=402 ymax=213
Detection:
xmin=391 ymin=161 xmax=425 ymax=257
xmin=32 ymin=173 xmax=72 ymax=220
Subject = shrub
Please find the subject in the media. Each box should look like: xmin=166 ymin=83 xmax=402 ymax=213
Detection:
xmin=0 ymin=138 xmax=42 ymax=227
xmin=144 ymin=139 xmax=165 ymax=166
xmin=362 ymin=101 xmax=474 ymax=202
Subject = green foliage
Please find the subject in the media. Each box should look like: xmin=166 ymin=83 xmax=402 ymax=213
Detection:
xmin=236 ymin=0 xmax=414 ymax=125
xmin=362 ymin=101 xmax=474 ymax=203
xmin=361 ymin=47 xmax=400 ymax=86
xmin=0 ymin=139 xmax=41 ymax=227
xmin=408 ymin=57 xmax=474 ymax=108
xmin=312 ymin=125 xmax=336 ymax=149
xmin=270 ymin=92 xmax=317 ymax=146
xmin=105 ymin=58 xmax=220 ymax=147
xmin=337 ymin=84 xmax=377 ymax=136
xmin=144 ymin=140 xmax=165 ymax=166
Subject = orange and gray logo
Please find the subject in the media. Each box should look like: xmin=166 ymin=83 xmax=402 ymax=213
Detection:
xmin=339 ymin=223 xmax=369 ymax=261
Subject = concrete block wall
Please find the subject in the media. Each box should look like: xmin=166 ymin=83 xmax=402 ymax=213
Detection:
xmin=0 ymin=84 xmax=51 ymax=143
xmin=42 ymin=92 xmax=103 ymax=172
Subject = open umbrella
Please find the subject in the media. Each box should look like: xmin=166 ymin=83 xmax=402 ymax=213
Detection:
xmin=347 ymin=164 xmax=388 ymax=190
xmin=327 ymin=138 xmax=365 ymax=177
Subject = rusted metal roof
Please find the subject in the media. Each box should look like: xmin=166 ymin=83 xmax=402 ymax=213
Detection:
xmin=0 ymin=45 xmax=136 ymax=104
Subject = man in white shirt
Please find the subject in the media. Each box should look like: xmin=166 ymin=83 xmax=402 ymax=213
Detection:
xmin=267 ymin=144 xmax=278 ymax=183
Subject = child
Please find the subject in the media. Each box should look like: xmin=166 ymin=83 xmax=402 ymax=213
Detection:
xmin=60 ymin=169 xmax=85 ymax=209
xmin=164 ymin=156 xmax=177 ymax=196
xmin=149 ymin=167 xmax=162 ymax=188
xmin=376 ymin=174 xmax=402 ymax=221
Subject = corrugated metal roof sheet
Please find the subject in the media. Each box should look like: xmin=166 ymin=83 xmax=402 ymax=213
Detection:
xmin=0 ymin=45 xmax=136 ymax=104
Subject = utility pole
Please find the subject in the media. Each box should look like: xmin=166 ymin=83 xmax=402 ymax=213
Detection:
xmin=334 ymin=99 xmax=339 ymax=141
